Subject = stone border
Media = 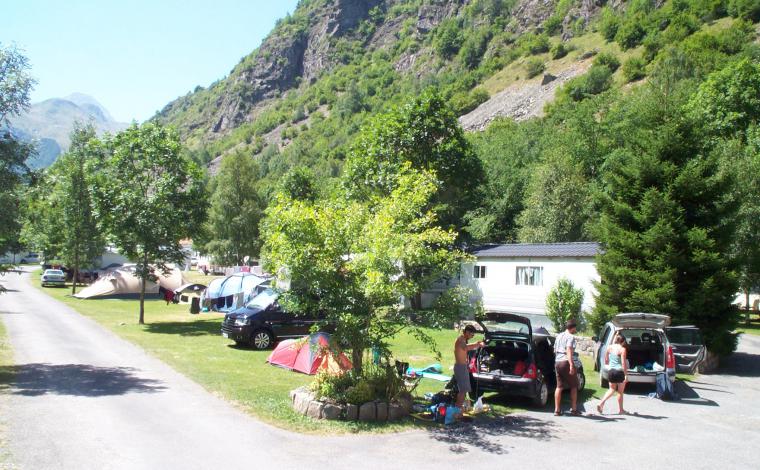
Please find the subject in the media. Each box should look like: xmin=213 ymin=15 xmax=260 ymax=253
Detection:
xmin=289 ymin=387 xmax=410 ymax=421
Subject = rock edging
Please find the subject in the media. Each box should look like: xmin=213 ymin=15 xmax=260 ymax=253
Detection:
xmin=289 ymin=387 xmax=410 ymax=422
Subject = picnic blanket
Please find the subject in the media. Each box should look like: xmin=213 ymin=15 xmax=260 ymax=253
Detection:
xmin=406 ymin=363 xmax=451 ymax=382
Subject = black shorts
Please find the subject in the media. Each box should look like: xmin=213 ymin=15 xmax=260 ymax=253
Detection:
xmin=608 ymin=369 xmax=625 ymax=384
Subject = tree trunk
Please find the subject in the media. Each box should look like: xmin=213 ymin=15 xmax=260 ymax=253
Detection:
xmin=746 ymin=290 xmax=751 ymax=327
xmin=352 ymin=347 xmax=364 ymax=376
xmin=71 ymin=245 xmax=79 ymax=296
xmin=139 ymin=253 xmax=147 ymax=325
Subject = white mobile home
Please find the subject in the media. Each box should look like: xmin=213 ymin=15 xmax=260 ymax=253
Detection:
xmin=460 ymin=242 xmax=601 ymax=331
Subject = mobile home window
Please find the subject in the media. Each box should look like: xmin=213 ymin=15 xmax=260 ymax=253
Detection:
xmin=473 ymin=265 xmax=486 ymax=279
xmin=515 ymin=266 xmax=543 ymax=286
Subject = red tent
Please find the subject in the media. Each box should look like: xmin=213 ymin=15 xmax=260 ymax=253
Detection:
xmin=267 ymin=332 xmax=352 ymax=375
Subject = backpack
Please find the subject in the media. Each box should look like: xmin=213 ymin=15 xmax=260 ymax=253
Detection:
xmin=655 ymin=372 xmax=678 ymax=400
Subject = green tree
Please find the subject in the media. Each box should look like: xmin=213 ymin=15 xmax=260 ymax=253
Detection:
xmin=262 ymin=167 xmax=470 ymax=373
xmin=546 ymin=278 xmax=585 ymax=333
xmin=686 ymin=58 xmax=760 ymax=142
xmin=1 ymin=43 xmax=35 ymax=280
xmin=205 ymin=152 xmax=263 ymax=266
xmin=592 ymin=82 xmax=739 ymax=355
xmin=343 ymin=89 xmax=484 ymax=239
xmin=57 ymin=124 xmax=107 ymax=294
xmin=0 ymin=43 xmax=36 ymax=124
xmin=728 ymin=127 xmax=760 ymax=325
xmin=95 ymin=123 xmax=207 ymax=324
xmin=465 ymin=118 xmax=546 ymax=243
xmin=517 ymin=151 xmax=591 ymax=243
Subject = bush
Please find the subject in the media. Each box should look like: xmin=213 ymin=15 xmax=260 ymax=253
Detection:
xmin=544 ymin=15 xmax=563 ymax=36
xmin=728 ymin=0 xmax=760 ymax=21
xmin=593 ymin=52 xmax=621 ymax=72
xmin=546 ymin=278 xmax=585 ymax=333
xmin=564 ymin=65 xmax=613 ymax=101
xmin=551 ymin=42 xmax=569 ymax=59
xmin=344 ymin=380 xmax=375 ymax=405
xmin=525 ymin=58 xmax=546 ymax=78
xmin=520 ymin=33 xmax=550 ymax=55
xmin=597 ymin=6 xmax=620 ymax=42
xmin=615 ymin=17 xmax=647 ymax=50
xmin=622 ymin=56 xmax=647 ymax=82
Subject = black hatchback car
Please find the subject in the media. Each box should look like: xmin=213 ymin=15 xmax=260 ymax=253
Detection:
xmin=221 ymin=288 xmax=325 ymax=349
xmin=468 ymin=312 xmax=585 ymax=407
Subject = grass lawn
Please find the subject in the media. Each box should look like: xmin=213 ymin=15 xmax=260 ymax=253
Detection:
xmin=31 ymin=272 xmax=614 ymax=432
xmin=0 ymin=318 xmax=14 ymax=466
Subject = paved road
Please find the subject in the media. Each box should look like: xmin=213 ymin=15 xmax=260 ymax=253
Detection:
xmin=1 ymin=268 xmax=758 ymax=469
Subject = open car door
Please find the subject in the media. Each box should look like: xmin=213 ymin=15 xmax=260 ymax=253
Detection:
xmin=665 ymin=326 xmax=706 ymax=374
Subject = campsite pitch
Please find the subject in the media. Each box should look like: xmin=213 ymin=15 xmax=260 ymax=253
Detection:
xmin=29 ymin=272 xmax=593 ymax=433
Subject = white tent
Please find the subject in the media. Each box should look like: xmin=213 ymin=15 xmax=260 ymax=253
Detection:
xmin=74 ymin=264 xmax=186 ymax=299
xmin=201 ymin=272 xmax=267 ymax=312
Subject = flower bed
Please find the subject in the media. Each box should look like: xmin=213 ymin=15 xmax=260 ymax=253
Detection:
xmin=290 ymin=386 xmax=411 ymax=421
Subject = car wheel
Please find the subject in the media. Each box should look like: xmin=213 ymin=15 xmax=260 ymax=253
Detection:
xmin=577 ymin=370 xmax=586 ymax=391
xmin=250 ymin=329 xmax=274 ymax=350
xmin=533 ymin=381 xmax=548 ymax=407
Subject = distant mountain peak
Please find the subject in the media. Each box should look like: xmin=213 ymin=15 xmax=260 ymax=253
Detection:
xmin=8 ymin=94 xmax=127 ymax=168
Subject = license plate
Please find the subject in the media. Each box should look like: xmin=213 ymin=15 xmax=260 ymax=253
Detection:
xmin=222 ymin=332 xmax=229 ymax=338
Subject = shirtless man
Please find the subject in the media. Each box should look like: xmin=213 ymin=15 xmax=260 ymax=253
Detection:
xmin=454 ymin=324 xmax=485 ymax=408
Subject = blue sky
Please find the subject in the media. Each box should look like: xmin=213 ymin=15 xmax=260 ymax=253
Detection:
xmin=1 ymin=0 xmax=299 ymax=122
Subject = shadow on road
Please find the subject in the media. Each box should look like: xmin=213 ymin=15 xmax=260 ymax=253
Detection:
xmin=716 ymin=351 xmax=760 ymax=378
xmin=428 ymin=414 xmax=557 ymax=454
xmin=0 ymin=363 xmax=166 ymax=397
xmin=142 ymin=319 xmax=222 ymax=337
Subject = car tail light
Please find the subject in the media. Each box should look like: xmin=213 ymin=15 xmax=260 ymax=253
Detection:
xmin=522 ymin=363 xmax=537 ymax=379
xmin=666 ymin=345 xmax=676 ymax=369
xmin=469 ymin=356 xmax=477 ymax=373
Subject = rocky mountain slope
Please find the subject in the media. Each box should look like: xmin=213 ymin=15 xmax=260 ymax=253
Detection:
xmin=154 ymin=0 xmax=756 ymax=181
xmin=9 ymin=94 xmax=127 ymax=168
xmin=156 ymin=0 xmax=598 ymax=162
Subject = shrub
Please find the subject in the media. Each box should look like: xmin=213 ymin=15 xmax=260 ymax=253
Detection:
xmin=728 ymin=0 xmax=760 ymax=21
xmin=593 ymin=52 xmax=621 ymax=72
xmin=344 ymin=380 xmax=374 ymax=405
xmin=544 ymin=15 xmax=563 ymax=36
xmin=564 ymin=65 xmax=613 ymax=101
xmin=546 ymin=278 xmax=584 ymax=333
xmin=525 ymin=58 xmax=546 ymax=78
xmin=551 ymin=42 xmax=569 ymax=59
xmin=449 ymin=88 xmax=490 ymax=115
xmin=434 ymin=19 xmax=464 ymax=58
xmin=520 ymin=33 xmax=550 ymax=55
xmin=622 ymin=56 xmax=647 ymax=82
xmin=615 ymin=17 xmax=647 ymax=50
xmin=597 ymin=6 xmax=620 ymax=42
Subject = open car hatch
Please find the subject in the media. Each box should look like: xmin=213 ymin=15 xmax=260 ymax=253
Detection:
xmin=477 ymin=312 xmax=532 ymax=339
xmin=612 ymin=313 xmax=671 ymax=329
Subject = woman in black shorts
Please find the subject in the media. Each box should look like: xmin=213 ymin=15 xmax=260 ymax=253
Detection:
xmin=597 ymin=334 xmax=628 ymax=415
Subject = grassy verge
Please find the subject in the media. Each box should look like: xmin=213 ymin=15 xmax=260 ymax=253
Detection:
xmin=31 ymin=272 xmax=613 ymax=432
xmin=0 ymin=319 xmax=15 ymax=467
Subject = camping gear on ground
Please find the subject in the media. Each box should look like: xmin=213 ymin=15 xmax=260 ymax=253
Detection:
xmin=655 ymin=372 xmax=679 ymax=400
xmin=405 ymin=363 xmax=452 ymax=382
xmin=73 ymin=264 xmax=185 ymax=299
xmin=190 ymin=297 xmax=201 ymax=314
xmin=200 ymin=273 xmax=267 ymax=312
xmin=266 ymin=332 xmax=352 ymax=375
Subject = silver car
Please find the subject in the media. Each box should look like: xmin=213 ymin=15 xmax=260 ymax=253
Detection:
xmin=41 ymin=269 xmax=66 ymax=287
xmin=593 ymin=313 xmax=677 ymax=387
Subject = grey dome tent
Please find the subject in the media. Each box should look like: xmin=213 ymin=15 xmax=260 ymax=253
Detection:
xmin=201 ymin=272 xmax=268 ymax=312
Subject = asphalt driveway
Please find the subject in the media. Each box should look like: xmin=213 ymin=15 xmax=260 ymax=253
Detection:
xmin=1 ymin=268 xmax=758 ymax=469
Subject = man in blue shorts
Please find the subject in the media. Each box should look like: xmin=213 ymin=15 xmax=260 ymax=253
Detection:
xmin=454 ymin=324 xmax=485 ymax=409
